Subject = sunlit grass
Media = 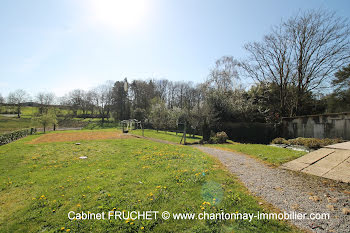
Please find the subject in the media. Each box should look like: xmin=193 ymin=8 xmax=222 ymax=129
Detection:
xmin=207 ymin=143 xmax=307 ymax=166
xmin=0 ymin=131 xmax=298 ymax=232
xmin=131 ymin=129 xmax=201 ymax=144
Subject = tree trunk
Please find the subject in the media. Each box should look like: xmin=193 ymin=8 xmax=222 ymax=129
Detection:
xmin=17 ymin=105 xmax=21 ymax=118
xmin=101 ymin=110 xmax=105 ymax=125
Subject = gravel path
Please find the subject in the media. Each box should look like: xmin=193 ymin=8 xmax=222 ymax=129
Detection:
xmin=194 ymin=145 xmax=350 ymax=233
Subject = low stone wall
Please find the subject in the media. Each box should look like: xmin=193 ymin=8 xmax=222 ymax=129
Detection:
xmin=282 ymin=112 xmax=350 ymax=140
xmin=0 ymin=128 xmax=36 ymax=146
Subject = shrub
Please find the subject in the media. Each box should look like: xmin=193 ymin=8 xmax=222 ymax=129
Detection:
xmin=208 ymin=137 xmax=218 ymax=144
xmin=215 ymin=131 xmax=228 ymax=143
xmin=271 ymin=137 xmax=344 ymax=149
xmin=271 ymin=137 xmax=289 ymax=144
xmin=201 ymin=131 xmax=228 ymax=144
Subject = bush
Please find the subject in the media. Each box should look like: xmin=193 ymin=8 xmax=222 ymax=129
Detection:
xmin=271 ymin=137 xmax=344 ymax=149
xmin=200 ymin=131 xmax=228 ymax=144
xmin=0 ymin=128 xmax=36 ymax=146
xmin=215 ymin=131 xmax=228 ymax=143
xmin=271 ymin=137 xmax=289 ymax=144
xmin=208 ymin=137 xmax=218 ymax=144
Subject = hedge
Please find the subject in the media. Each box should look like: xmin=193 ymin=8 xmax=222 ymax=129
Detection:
xmin=0 ymin=128 xmax=36 ymax=146
xmin=221 ymin=122 xmax=280 ymax=144
xmin=271 ymin=137 xmax=344 ymax=149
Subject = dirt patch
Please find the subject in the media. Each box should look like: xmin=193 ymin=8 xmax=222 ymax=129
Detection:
xmin=28 ymin=131 xmax=132 ymax=144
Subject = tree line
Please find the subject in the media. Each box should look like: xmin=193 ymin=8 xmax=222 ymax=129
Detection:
xmin=1 ymin=9 xmax=350 ymax=138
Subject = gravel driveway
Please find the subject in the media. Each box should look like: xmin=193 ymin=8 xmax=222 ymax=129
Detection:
xmin=194 ymin=145 xmax=350 ymax=233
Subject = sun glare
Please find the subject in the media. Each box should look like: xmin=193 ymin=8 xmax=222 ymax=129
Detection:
xmin=88 ymin=0 xmax=149 ymax=33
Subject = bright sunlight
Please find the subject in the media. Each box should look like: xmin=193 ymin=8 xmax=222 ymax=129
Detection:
xmin=88 ymin=0 xmax=150 ymax=32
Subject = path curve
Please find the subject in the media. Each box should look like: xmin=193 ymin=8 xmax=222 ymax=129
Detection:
xmin=193 ymin=145 xmax=350 ymax=233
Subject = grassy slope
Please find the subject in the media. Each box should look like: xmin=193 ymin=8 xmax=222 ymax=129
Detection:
xmin=0 ymin=116 xmax=40 ymax=134
xmin=0 ymin=132 xmax=297 ymax=232
xmin=0 ymin=106 xmax=104 ymax=134
xmin=131 ymin=129 xmax=201 ymax=144
xmin=207 ymin=143 xmax=307 ymax=166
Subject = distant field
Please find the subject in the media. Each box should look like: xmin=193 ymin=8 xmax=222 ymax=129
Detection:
xmin=0 ymin=106 xmax=95 ymax=118
xmin=0 ymin=115 xmax=39 ymax=134
xmin=0 ymin=129 xmax=296 ymax=232
xmin=0 ymin=106 xmax=106 ymax=134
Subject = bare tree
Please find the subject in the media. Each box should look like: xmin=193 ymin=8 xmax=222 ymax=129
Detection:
xmin=0 ymin=94 xmax=5 ymax=105
xmin=243 ymin=9 xmax=350 ymax=116
xmin=86 ymin=90 xmax=97 ymax=115
xmin=94 ymin=81 xmax=113 ymax=123
xmin=286 ymin=10 xmax=350 ymax=115
xmin=7 ymin=89 xmax=29 ymax=118
xmin=242 ymin=25 xmax=294 ymax=116
xmin=36 ymin=92 xmax=55 ymax=114
xmin=154 ymin=79 xmax=169 ymax=103
xmin=68 ymin=89 xmax=84 ymax=116
xmin=207 ymin=56 xmax=240 ymax=92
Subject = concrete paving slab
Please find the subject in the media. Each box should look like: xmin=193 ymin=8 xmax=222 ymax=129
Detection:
xmin=322 ymin=157 xmax=350 ymax=183
xmin=325 ymin=141 xmax=350 ymax=150
xmin=282 ymin=145 xmax=350 ymax=183
xmin=302 ymin=150 xmax=350 ymax=176
xmin=281 ymin=160 xmax=310 ymax=171
xmin=292 ymin=148 xmax=335 ymax=165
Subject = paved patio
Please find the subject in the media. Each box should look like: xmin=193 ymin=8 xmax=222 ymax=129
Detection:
xmin=282 ymin=142 xmax=350 ymax=183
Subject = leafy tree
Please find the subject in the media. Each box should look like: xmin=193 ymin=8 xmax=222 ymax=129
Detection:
xmin=149 ymin=98 xmax=169 ymax=132
xmin=332 ymin=64 xmax=350 ymax=91
xmin=33 ymin=109 xmax=58 ymax=133
xmin=326 ymin=64 xmax=350 ymax=112
xmin=112 ymin=78 xmax=130 ymax=121
xmin=132 ymin=108 xmax=146 ymax=121
xmin=168 ymin=107 xmax=183 ymax=131
xmin=130 ymin=80 xmax=156 ymax=116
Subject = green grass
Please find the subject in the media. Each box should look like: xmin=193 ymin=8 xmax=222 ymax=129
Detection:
xmin=0 ymin=131 xmax=298 ymax=232
xmin=20 ymin=106 xmax=39 ymax=117
xmin=0 ymin=113 xmax=104 ymax=134
xmin=131 ymin=129 xmax=201 ymax=144
xmin=0 ymin=115 xmax=39 ymax=134
xmin=83 ymin=121 xmax=120 ymax=130
xmin=207 ymin=143 xmax=307 ymax=166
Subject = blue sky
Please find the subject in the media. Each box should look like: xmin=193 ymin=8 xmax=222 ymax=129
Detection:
xmin=0 ymin=0 xmax=349 ymax=98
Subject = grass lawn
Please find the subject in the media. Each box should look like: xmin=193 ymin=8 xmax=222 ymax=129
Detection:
xmin=0 ymin=130 xmax=298 ymax=232
xmin=83 ymin=121 xmax=120 ymax=130
xmin=131 ymin=129 xmax=201 ymax=144
xmin=207 ymin=143 xmax=307 ymax=166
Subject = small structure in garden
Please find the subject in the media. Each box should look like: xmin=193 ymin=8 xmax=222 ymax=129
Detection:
xmin=121 ymin=119 xmax=143 ymax=134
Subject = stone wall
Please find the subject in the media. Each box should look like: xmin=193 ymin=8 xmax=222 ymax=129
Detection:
xmin=282 ymin=112 xmax=350 ymax=140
